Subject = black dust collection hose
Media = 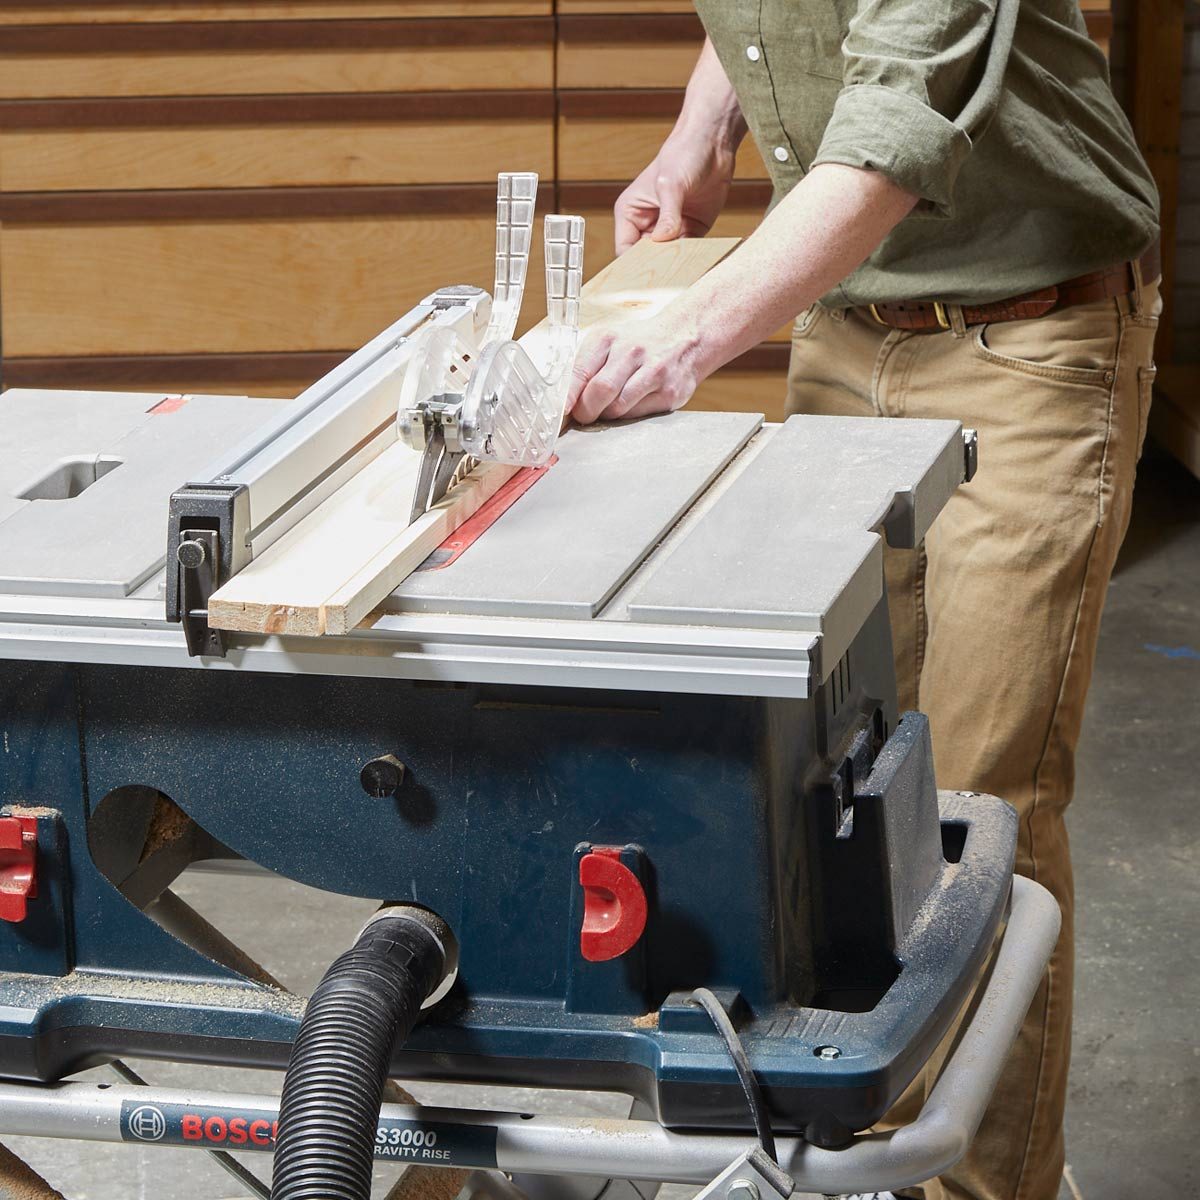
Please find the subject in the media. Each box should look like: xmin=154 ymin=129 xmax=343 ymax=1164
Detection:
xmin=270 ymin=905 xmax=457 ymax=1200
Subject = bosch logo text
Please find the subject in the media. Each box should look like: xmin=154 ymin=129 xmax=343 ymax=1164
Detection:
xmin=182 ymin=1114 xmax=277 ymax=1147
xmin=119 ymin=1101 xmax=499 ymax=1167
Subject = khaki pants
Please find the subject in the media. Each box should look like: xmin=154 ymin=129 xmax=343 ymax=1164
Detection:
xmin=786 ymin=280 xmax=1160 ymax=1200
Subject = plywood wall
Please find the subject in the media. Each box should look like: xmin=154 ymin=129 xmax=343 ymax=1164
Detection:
xmin=0 ymin=2 xmax=1117 ymax=425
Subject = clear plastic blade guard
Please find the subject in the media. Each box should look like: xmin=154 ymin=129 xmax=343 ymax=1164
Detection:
xmin=458 ymin=214 xmax=585 ymax=466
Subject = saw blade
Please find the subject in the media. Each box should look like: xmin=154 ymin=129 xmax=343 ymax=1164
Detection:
xmin=409 ymin=428 xmax=475 ymax=525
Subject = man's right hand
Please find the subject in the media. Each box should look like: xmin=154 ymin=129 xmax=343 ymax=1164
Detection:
xmin=613 ymin=133 xmax=738 ymax=255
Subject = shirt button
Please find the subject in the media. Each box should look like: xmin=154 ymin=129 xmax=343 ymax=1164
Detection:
xmin=773 ymin=146 xmax=790 ymax=162
xmin=746 ymin=44 xmax=761 ymax=62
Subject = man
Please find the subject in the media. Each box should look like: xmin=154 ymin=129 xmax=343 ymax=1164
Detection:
xmin=566 ymin=5 xmax=1160 ymax=1200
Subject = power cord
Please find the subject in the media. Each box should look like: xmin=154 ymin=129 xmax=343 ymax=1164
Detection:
xmin=690 ymin=987 xmax=778 ymax=1164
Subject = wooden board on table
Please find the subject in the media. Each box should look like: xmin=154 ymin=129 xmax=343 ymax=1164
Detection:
xmin=208 ymin=447 xmax=520 ymax=636
xmin=523 ymin=234 xmax=738 ymax=360
xmin=527 ymin=181 xmax=792 ymax=342
xmin=207 ymin=236 xmax=742 ymax=637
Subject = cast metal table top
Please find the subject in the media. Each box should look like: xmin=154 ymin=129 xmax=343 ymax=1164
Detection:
xmin=0 ymin=387 xmax=964 ymax=698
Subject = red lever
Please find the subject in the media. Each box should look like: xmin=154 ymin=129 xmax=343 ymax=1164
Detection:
xmin=0 ymin=817 xmax=37 ymax=923
xmin=579 ymin=847 xmax=647 ymax=963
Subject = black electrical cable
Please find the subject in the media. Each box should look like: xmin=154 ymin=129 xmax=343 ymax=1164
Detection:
xmin=690 ymin=986 xmax=778 ymax=1164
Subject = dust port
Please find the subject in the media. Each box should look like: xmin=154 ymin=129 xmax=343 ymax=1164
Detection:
xmin=15 ymin=455 xmax=124 ymax=501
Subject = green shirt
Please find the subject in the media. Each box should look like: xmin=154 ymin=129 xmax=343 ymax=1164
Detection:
xmin=694 ymin=0 xmax=1160 ymax=307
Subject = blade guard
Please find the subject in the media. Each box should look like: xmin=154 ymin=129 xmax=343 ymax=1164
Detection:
xmin=458 ymin=214 xmax=585 ymax=467
xmin=486 ymin=171 xmax=539 ymax=345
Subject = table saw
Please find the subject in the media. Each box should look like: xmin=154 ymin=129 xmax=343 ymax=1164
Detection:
xmin=0 ymin=193 xmax=1059 ymax=1200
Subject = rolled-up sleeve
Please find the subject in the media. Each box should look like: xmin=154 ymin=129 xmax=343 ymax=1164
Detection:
xmin=811 ymin=0 xmax=1016 ymax=218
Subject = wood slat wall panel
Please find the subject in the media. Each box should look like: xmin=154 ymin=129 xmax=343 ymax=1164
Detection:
xmin=560 ymin=117 xmax=768 ymax=182
xmin=562 ymin=0 xmax=1109 ymax=7
xmin=559 ymin=37 xmax=699 ymax=91
xmin=0 ymin=0 xmax=1124 ymax=411
xmin=558 ymin=14 xmax=701 ymax=89
xmin=1171 ymin=15 xmax=1198 ymax=362
xmin=1 ymin=119 xmax=554 ymax=191
xmin=0 ymin=3 xmax=551 ymax=24
xmin=557 ymin=1 xmax=692 ymax=12
xmin=692 ymin=367 xmax=788 ymax=422
xmin=1129 ymin=0 xmax=1186 ymax=362
xmin=0 ymin=46 xmax=553 ymax=98
xmin=1 ymin=212 xmax=549 ymax=357
xmin=0 ymin=21 xmax=554 ymax=97
xmin=0 ymin=353 xmax=336 ymax=397
xmin=557 ymin=11 xmax=1111 ymax=91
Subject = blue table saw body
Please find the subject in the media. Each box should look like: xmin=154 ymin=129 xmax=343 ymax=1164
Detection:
xmin=0 ymin=596 xmax=1015 ymax=1144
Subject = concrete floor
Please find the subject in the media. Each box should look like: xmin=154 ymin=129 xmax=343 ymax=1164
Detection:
xmin=5 ymin=449 xmax=1198 ymax=1200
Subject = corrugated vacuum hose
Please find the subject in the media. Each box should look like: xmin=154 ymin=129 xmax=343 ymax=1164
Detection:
xmin=271 ymin=907 xmax=455 ymax=1200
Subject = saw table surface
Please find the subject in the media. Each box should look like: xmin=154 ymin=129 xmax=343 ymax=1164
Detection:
xmin=0 ymin=389 xmax=281 ymax=598
xmin=392 ymin=410 xmax=761 ymax=620
xmin=0 ymin=385 xmax=964 ymax=698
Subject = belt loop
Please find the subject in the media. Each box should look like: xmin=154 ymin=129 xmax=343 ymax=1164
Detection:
xmin=947 ymin=304 xmax=968 ymax=338
xmin=1128 ymin=256 xmax=1146 ymax=316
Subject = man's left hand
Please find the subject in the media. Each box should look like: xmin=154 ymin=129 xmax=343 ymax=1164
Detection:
xmin=566 ymin=312 xmax=712 ymax=425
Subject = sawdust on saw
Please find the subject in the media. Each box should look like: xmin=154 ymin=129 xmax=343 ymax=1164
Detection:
xmin=140 ymin=793 xmax=194 ymax=860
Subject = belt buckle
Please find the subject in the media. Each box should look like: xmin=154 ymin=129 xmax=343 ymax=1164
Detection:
xmin=869 ymin=302 xmax=952 ymax=330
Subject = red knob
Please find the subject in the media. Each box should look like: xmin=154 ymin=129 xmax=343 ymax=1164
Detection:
xmin=0 ymin=817 xmax=37 ymax=923
xmin=579 ymin=847 xmax=647 ymax=963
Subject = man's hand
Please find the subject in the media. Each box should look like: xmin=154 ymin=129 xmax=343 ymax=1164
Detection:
xmin=611 ymin=38 xmax=747 ymax=256
xmin=614 ymin=135 xmax=737 ymax=255
xmin=570 ymin=164 xmax=920 ymax=426
xmin=567 ymin=310 xmax=708 ymax=425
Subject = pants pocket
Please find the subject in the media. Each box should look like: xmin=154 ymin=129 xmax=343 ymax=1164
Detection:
xmin=971 ymin=320 xmax=1116 ymax=389
xmin=792 ymin=303 xmax=827 ymax=341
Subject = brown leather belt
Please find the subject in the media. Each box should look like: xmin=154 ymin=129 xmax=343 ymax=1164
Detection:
xmin=860 ymin=241 xmax=1161 ymax=333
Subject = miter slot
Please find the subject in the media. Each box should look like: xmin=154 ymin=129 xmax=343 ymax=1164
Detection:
xmin=387 ymin=410 xmax=763 ymax=620
xmin=624 ymin=415 xmax=966 ymax=672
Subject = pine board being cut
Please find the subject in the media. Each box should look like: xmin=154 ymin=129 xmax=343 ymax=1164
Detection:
xmin=208 ymin=447 xmax=519 ymax=636
xmin=207 ymin=235 xmax=740 ymax=638
xmin=521 ymin=234 xmax=737 ymax=367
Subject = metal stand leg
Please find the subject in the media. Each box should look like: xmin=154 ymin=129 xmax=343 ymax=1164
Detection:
xmin=509 ymin=1099 xmax=661 ymax=1200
